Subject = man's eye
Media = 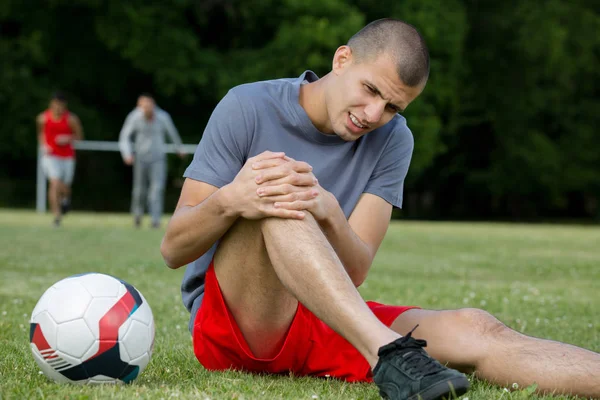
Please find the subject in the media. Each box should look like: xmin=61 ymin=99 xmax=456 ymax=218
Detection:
xmin=365 ymin=85 xmax=376 ymax=93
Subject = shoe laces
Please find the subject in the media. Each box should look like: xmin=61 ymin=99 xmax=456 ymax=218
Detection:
xmin=380 ymin=325 xmax=445 ymax=377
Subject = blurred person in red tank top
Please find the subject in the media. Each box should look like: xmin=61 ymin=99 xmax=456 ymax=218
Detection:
xmin=36 ymin=92 xmax=84 ymax=227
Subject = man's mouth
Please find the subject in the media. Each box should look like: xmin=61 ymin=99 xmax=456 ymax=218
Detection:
xmin=349 ymin=113 xmax=367 ymax=129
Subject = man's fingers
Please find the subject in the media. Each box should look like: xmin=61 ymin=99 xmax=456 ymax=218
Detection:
xmin=272 ymin=200 xmax=315 ymax=211
xmin=250 ymin=151 xmax=286 ymax=163
xmin=252 ymin=158 xmax=313 ymax=174
xmin=263 ymin=208 xmax=305 ymax=219
xmin=251 ymin=158 xmax=288 ymax=170
xmin=290 ymin=161 xmax=313 ymax=173
xmin=257 ymin=172 xmax=317 ymax=188
xmin=258 ymin=185 xmax=318 ymax=199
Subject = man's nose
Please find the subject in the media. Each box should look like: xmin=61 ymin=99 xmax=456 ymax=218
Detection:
xmin=364 ymin=101 xmax=385 ymax=124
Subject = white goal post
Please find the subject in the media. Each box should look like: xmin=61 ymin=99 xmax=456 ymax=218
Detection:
xmin=36 ymin=140 xmax=198 ymax=213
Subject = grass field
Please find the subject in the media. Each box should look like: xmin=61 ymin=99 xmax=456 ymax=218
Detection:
xmin=1 ymin=209 xmax=599 ymax=399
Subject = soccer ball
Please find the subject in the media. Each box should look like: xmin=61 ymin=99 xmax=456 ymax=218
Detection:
xmin=29 ymin=273 xmax=155 ymax=384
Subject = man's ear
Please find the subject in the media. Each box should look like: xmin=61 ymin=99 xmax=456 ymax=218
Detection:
xmin=332 ymin=45 xmax=353 ymax=75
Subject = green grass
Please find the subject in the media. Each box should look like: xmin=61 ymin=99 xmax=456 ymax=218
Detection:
xmin=0 ymin=209 xmax=598 ymax=399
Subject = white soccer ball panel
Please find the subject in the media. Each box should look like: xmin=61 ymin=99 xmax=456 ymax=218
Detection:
xmin=118 ymin=339 xmax=132 ymax=362
xmin=130 ymin=352 xmax=151 ymax=371
xmin=120 ymin=320 xmax=151 ymax=361
xmin=83 ymin=297 xmax=120 ymax=338
xmin=116 ymin=282 xmax=128 ymax=298
xmin=77 ymin=273 xmax=123 ymax=297
xmin=31 ymin=286 xmax=58 ymax=318
xmin=130 ymin=299 xmax=153 ymax=326
xmin=57 ymin=319 xmax=95 ymax=359
xmin=80 ymin=339 xmax=100 ymax=362
xmin=30 ymin=311 xmax=58 ymax=349
xmin=148 ymin=317 xmax=155 ymax=356
xmin=118 ymin=316 xmax=132 ymax=344
xmin=47 ymin=281 xmax=92 ymax=323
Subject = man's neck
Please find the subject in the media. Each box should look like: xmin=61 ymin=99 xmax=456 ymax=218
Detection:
xmin=298 ymin=74 xmax=334 ymax=134
xmin=50 ymin=111 xmax=63 ymax=120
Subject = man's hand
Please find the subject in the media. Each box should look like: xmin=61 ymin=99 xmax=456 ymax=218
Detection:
xmin=252 ymin=156 xmax=337 ymax=222
xmin=124 ymin=156 xmax=134 ymax=166
xmin=55 ymin=134 xmax=72 ymax=146
xmin=39 ymin=142 xmax=50 ymax=154
xmin=225 ymin=151 xmax=309 ymax=220
xmin=177 ymin=151 xmax=186 ymax=159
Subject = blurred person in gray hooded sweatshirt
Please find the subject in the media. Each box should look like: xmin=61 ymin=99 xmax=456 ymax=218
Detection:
xmin=119 ymin=93 xmax=185 ymax=228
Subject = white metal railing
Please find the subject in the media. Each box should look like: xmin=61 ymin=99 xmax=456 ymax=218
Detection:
xmin=36 ymin=141 xmax=197 ymax=213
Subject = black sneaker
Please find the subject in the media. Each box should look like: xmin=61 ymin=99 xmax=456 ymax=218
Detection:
xmin=373 ymin=326 xmax=470 ymax=400
xmin=134 ymin=216 xmax=141 ymax=228
xmin=60 ymin=198 xmax=71 ymax=215
xmin=53 ymin=217 xmax=61 ymax=228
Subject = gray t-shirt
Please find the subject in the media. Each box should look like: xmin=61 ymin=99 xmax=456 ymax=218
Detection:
xmin=181 ymin=71 xmax=414 ymax=331
xmin=118 ymin=106 xmax=183 ymax=163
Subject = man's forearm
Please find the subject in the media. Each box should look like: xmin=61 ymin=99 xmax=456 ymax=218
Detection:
xmin=118 ymin=128 xmax=134 ymax=159
xmin=160 ymin=185 xmax=238 ymax=269
xmin=318 ymin=201 xmax=373 ymax=287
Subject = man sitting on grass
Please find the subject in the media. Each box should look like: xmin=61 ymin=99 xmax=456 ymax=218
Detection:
xmin=161 ymin=18 xmax=600 ymax=400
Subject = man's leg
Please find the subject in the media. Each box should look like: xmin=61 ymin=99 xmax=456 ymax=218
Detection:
xmin=59 ymin=158 xmax=75 ymax=215
xmin=47 ymin=179 xmax=62 ymax=223
xmin=212 ymin=215 xmax=469 ymax=400
xmin=60 ymin=183 xmax=71 ymax=203
xmin=148 ymin=159 xmax=166 ymax=228
xmin=215 ymin=214 xmax=403 ymax=366
xmin=391 ymin=308 xmax=600 ymax=398
xmin=42 ymin=156 xmax=62 ymax=225
xmin=131 ymin=160 xmax=148 ymax=227
xmin=57 ymin=181 xmax=70 ymax=215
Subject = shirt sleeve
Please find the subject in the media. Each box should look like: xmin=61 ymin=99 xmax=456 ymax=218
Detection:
xmin=161 ymin=111 xmax=183 ymax=150
xmin=183 ymin=90 xmax=252 ymax=188
xmin=118 ymin=110 xmax=139 ymax=159
xmin=363 ymin=122 xmax=414 ymax=209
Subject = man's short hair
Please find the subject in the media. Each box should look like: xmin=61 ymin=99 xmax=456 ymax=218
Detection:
xmin=347 ymin=18 xmax=430 ymax=87
xmin=139 ymin=92 xmax=154 ymax=100
xmin=51 ymin=91 xmax=67 ymax=102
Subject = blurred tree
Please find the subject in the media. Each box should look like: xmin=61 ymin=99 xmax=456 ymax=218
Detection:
xmin=0 ymin=0 xmax=597 ymax=220
xmin=434 ymin=0 xmax=600 ymax=219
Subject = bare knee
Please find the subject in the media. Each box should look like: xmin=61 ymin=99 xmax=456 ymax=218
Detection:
xmin=453 ymin=308 xmax=509 ymax=339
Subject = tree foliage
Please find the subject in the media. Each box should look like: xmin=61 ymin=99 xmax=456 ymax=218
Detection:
xmin=0 ymin=0 xmax=598 ymax=219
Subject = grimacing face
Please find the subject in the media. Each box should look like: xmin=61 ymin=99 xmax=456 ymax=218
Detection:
xmin=325 ymin=46 xmax=424 ymax=141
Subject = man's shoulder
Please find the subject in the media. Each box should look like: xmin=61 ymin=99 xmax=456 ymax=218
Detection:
xmin=67 ymin=112 xmax=79 ymax=122
xmin=125 ymin=108 xmax=143 ymax=123
xmin=155 ymin=107 xmax=172 ymax=123
xmin=228 ymin=76 xmax=297 ymax=103
xmin=155 ymin=106 xmax=169 ymax=118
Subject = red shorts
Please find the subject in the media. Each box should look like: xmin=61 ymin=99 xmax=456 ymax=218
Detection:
xmin=192 ymin=263 xmax=418 ymax=382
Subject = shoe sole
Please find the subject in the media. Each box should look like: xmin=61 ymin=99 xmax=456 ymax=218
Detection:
xmin=407 ymin=377 xmax=470 ymax=400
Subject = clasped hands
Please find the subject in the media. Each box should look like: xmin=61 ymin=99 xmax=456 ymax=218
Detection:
xmin=230 ymin=150 xmax=334 ymax=221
